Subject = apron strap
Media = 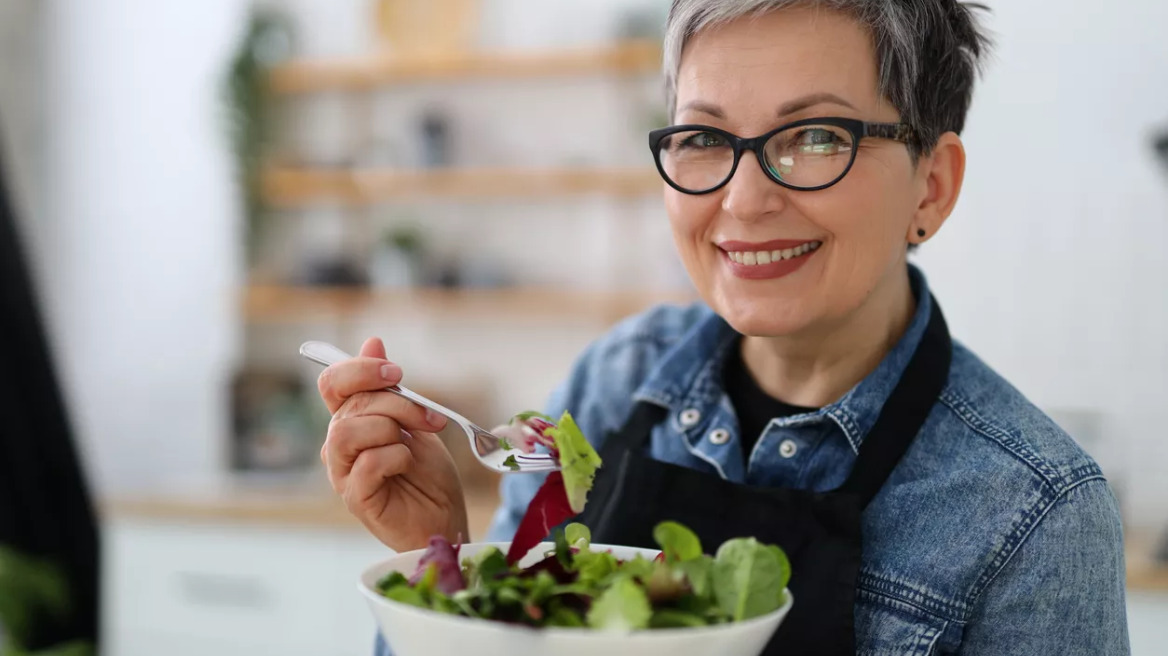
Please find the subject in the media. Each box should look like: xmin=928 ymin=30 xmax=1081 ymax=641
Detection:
xmin=836 ymin=295 xmax=952 ymax=507
xmin=623 ymin=402 xmax=668 ymax=451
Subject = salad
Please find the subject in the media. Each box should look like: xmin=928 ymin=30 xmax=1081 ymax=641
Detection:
xmin=374 ymin=411 xmax=792 ymax=631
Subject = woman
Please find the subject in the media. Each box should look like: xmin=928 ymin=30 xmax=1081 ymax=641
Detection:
xmin=316 ymin=1 xmax=1130 ymax=653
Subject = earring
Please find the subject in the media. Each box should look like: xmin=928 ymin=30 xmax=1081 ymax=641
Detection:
xmin=917 ymin=228 xmax=926 ymax=238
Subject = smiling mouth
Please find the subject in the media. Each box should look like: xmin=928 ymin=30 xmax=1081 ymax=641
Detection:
xmin=725 ymin=241 xmax=822 ymax=266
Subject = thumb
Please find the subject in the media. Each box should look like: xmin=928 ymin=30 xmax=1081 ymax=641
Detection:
xmin=359 ymin=337 xmax=387 ymax=360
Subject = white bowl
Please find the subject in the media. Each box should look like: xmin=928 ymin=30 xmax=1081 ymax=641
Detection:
xmin=359 ymin=541 xmax=793 ymax=656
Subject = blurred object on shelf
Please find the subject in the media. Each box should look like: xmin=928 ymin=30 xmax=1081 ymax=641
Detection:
xmin=230 ymin=369 xmax=323 ymax=473
xmin=375 ymin=0 xmax=479 ymax=59
xmin=370 ymin=223 xmax=426 ymax=289
xmin=223 ymin=8 xmax=295 ymax=265
xmin=419 ymin=108 xmax=454 ymax=168
xmin=298 ymin=257 xmax=369 ymax=288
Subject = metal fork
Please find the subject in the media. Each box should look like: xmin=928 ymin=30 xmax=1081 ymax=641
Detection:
xmin=299 ymin=340 xmax=560 ymax=474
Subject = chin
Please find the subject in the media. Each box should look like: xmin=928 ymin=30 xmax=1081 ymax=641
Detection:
xmin=709 ymin=291 xmax=816 ymax=338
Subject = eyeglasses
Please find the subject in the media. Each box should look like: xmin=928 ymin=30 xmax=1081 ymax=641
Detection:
xmin=648 ymin=117 xmax=917 ymax=195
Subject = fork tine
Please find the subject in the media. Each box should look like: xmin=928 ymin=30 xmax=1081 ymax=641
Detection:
xmin=515 ymin=454 xmax=556 ymax=461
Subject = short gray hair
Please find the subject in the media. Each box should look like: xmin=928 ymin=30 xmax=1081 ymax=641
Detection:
xmin=663 ymin=0 xmax=992 ymax=155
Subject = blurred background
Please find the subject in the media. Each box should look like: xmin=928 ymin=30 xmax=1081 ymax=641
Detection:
xmin=0 ymin=0 xmax=1165 ymax=654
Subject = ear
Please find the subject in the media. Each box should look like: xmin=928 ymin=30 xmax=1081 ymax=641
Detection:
xmin=909 ymin=132 xmax=966 ymax=244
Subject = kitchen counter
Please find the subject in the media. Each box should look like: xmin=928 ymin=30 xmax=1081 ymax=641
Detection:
xmin=102 ymin=478 xmax=502 ymax=541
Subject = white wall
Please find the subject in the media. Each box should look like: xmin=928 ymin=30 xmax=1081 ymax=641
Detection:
xmin=42 ymin=0 xmax=248 ymax=492
xmin=917 ymin=0 xmax=1168 ymax=526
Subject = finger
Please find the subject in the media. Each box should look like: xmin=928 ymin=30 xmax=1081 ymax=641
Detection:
xmin=335 ymin=390 xmax=447 ymax=432
xmin=360 ymin=337 xmax=387 ymax=360
xmin=346 ymin=443 xmax=414 ymax=507
xmin=324 ymin=415 xmax=406 ymax=490
xmin=317 ymin=356 xmax=403 ymax=414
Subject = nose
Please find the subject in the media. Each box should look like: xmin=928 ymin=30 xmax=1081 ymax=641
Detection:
xmin=721 ymin=150 xmax=788 ymax=223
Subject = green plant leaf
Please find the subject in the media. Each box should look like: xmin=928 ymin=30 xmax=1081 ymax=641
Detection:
xmin=653 ymin=521 xmax=702 ymax=563
xmin=547 ymin=412 xmax=602 ymax=513
xmin=586 ymin=576 xmax=652 ymax=631
xmin=564 ymin=523 xmax=591 ymax=548
xmin=711 ymin=538 xmax=790 ymax=621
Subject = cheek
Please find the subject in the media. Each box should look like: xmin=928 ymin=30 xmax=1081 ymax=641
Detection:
xmin=664 ymin=190 xmax=721 ymax=249
xmin=803 ymin=164 xmax=914 ymax=257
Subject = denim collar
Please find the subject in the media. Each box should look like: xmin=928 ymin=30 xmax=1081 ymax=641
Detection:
xmin=633 ymin=264 xmax=934 ymax=454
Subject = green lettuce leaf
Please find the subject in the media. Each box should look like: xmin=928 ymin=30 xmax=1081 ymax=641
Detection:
xmin=546 ymin=411 xmax=602 ymax=513
xmin=586 ymin=576 xmax=652 ymax=631
xmin=711 ymin=538 xmax=791 ymax=621
xmin=653 ymin=521 xmax=702 ymax=563
xmin=565 ymin=522 xmax=591 ymax=548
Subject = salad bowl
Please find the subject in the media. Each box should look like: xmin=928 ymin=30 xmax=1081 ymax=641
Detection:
xmin=359 ymin=541 xmax=794 ymax=656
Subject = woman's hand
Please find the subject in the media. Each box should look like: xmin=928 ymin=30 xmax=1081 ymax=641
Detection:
xmin=317 ymin=337 xmax=468 ymax=552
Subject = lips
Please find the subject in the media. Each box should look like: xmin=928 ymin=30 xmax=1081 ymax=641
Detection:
xmin=718 ymin=239 xmax=822 ymax=280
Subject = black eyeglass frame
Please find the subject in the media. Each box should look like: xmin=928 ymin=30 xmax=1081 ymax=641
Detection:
xmin=648 ymin=117 xmax=917 ymax=195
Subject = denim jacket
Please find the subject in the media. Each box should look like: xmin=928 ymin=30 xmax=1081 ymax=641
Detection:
xmin=377 ymin=266 xmax=1130 ymax=655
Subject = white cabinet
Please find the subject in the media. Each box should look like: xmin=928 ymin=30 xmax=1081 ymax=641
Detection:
xmin=103 ymin=518 xmax=393 ymax=656
xmin=1128 ymin=591 xmax=1168 ymax=656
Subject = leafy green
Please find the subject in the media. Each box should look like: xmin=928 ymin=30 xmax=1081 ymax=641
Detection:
xmin=501 ymin=455 xmax=520 ymax=471
xmin=573 ymin=548 xmax=617 ymax=586
xmin=649 ymin=608 xmax=709 ymax=628
xmin=676 ymin=555 xmax=714 ymax=598
xmin=565 ymin=523 xmax=591 ymax=548
xmin=586 ymin=576 xmax=652 ymax=631
xmin=711 ymin=538 xmax=791 ymax=621
xmin=653 ymin=521 xmax=703 ymax=563
xmin=546 ymin=412 xmax=602 ymax=513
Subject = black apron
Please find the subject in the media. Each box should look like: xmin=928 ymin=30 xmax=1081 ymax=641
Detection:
xmin=575 ymin=296 xmax=951 ymax=656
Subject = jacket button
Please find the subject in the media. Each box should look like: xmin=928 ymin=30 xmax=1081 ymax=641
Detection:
xmin=708 ymin=428 xmax=730 ymax=445
xmin=779 ymin=439 xmax=798 ymax=458
xmin=679 ymin=409 xmax=701 ymax=427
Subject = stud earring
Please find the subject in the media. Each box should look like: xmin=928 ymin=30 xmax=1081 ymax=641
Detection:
xmin=917 ymin=228 xmax=926 ymax=238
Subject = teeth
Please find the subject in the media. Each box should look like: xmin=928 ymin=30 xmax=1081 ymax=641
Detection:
xmin=727 ymin=241 xmax=822 ymax=266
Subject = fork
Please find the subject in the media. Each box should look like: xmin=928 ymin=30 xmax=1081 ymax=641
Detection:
xmin=299 ymin=340 xmax=560 ymax=474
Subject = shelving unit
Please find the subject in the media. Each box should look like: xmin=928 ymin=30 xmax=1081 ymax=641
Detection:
xmin=268 ymin=40 xmax=661 ymax=93
xmin=235 ymin=33 xmax=675 ymax=475
xmin=243 ymin=284 xmax=694 ymax=323
xmin=261 ymin=165 xmax=661 ymax=207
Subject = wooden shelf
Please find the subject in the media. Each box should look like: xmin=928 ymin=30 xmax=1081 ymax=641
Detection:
xmin=261 ymin=166 xmax=661 ymax=207
xmin=268 ymin=40 xmax=662 ymax=94
xmin=243 ymin=285 xmax=695 ymax=324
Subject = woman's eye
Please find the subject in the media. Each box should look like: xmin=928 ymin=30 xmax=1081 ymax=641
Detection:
xmin=679 ymin=132 xmax=728 ymax=149
xmin=794 ymin=128 xmax=849 ymax=153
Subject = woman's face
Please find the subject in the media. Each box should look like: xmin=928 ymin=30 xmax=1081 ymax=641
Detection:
xmin=669 ymin=7 xmax=925 ymax=338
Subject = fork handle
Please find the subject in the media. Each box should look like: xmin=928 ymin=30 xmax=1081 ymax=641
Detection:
xmin=299 ymin=340 xmax=472 ymax=426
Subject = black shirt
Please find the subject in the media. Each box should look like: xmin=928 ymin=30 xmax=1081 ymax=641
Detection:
xmin=722 ymin=339 xmax=818 ymax=461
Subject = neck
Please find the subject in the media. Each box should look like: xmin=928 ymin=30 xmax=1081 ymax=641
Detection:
xmin=741 ymin=268 xmax=916 ymax=408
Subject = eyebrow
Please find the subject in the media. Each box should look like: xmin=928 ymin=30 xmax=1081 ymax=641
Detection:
xmin=676 ymin=93 xmax=857 ymax=120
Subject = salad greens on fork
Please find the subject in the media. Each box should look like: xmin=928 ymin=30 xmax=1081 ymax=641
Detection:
xmin=375 ymin=410 xmax=792 ymax=631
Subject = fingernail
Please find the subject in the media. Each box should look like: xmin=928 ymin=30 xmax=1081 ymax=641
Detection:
xmin=381 ymin=363 xmax=402 ymax=381
xmin=425 ymin=409 xmax=445 ymax=427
